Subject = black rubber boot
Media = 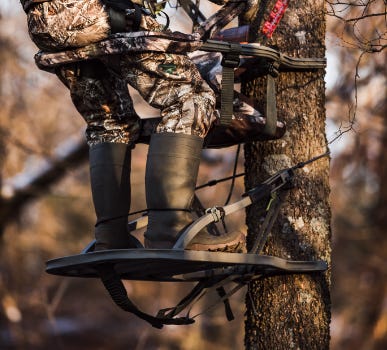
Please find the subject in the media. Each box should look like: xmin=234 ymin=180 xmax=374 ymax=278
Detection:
xmin=89 ymin=142 xmax=140 ymax=251
xmin=144 ymin=133 xmax=245 ymax=251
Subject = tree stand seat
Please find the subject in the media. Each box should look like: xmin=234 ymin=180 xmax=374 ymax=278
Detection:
xmin=34 ymin=31 xmax=325 ymax=145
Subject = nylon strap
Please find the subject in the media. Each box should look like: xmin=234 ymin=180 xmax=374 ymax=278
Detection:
xmin=99 ymin=264 xmax=240 ymax=328
xmin=173 ymin=196 xmax=252 ymax=249
xmin=262 ymin=0 xmax=289 ymax=39
xmin=220 ymin=44 xmax=241 ymax=126
xmin=216 ymin=286 xmax=234 ymax=321
xmin=263 ymin=74 xmax=278 ymax=137
xmin=157 ymin=280 xmax=209 ymax=319
xmin=191 ymin=274 xmax=254 ymax=321
xmin=98 ymin=264 xmax=194 ymax=328
xmin=250 ymin=192 xmax=286 ymax=254
xmin=162 ymin=274 xmax=247 ymax=323
xmin=173 ymin=168 xmax=295 ymax=249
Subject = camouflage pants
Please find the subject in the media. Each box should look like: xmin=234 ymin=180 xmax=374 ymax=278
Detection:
xmin=26 ymin=0 xmax=216 ymax=146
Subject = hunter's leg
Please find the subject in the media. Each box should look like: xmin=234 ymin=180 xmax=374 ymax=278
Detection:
xmin=56 ymin=61 xmax=142 ymax=250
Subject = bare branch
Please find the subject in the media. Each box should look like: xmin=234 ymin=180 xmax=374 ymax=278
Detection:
xmin=325 ymin=0 xmax=386 ymax=145
xmin=346 ymin=11 xmax=387 ymax=21
xmin=0 ymin=140 xmax=88 ymax=235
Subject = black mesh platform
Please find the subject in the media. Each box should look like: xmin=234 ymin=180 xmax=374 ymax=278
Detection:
xmin=46 ymin=249 xmax=327 ymax=282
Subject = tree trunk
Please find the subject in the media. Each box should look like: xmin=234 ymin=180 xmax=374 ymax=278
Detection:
xmin=242 ymin=1 xmax=331 ymax=349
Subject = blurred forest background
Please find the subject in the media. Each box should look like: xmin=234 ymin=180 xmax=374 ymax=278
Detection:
xmin=0 ymin=1 xmax=386 ymax=349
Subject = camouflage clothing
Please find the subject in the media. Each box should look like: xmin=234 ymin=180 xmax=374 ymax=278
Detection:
xmin=55 ymin=60 xmax=142 ymax=145
xmin=28 ymin=1 xmax=109 ymax=51
xmin=34 ymin=32 xmax=203 ymax=71
xmin=23 ymin=0 xmax=216 ymax=145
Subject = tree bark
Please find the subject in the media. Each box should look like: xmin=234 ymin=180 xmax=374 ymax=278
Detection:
xmin=242 ymin=1 xmax=331 ymax=349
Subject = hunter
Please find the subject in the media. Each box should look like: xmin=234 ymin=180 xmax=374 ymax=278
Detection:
xmin=20 ymin=0 xmax=246 ymax=251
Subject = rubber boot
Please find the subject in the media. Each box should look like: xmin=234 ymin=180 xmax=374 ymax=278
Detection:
xmin=144 ymin=132 xmax=245 ymax=251
xmin=90 ymin=142 xmax=140 ymax=251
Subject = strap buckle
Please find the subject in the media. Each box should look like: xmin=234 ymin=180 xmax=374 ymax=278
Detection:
xmin=205 ymin=206 xmax=225 ymax=223
xmin=124 ymin=8 xmax=136 ymax=16
xmin=221 ymin=54 xmax=240 ymax=68
xmin=221 ymin=43 xmax=241 ymax=68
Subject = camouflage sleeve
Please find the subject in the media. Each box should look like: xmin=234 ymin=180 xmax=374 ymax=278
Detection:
xmin=34 ymin=32 xmax=203 ymax=72
xmin=26 ymin=0 xmax=111 ymax=51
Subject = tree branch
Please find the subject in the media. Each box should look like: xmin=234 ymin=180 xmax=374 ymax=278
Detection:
xmin=0 ymin=140 xmax=89 ymax=235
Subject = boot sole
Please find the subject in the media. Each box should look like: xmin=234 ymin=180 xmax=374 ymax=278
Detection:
xmin=186 ymin=232 xmax=246 ymax=253
xmin=145 ymin=232 xmax=246 ymax=252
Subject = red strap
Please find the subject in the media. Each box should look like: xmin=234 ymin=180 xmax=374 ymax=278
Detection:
xmin=261 ymin=0 xmax=289 ymax=39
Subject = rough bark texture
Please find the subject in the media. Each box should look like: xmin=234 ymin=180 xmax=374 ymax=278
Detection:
xmin=242 ymin=1 xmax=331 ymax=349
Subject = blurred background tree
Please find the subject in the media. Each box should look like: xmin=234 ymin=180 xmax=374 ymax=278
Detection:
xmin=326 ymin=1 xmax=386 ymax=349
xmin=0 ymin=1 xmax=386 ymax=349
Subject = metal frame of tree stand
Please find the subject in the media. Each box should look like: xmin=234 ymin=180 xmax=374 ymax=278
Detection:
xmin=42 ymin=0 xmax=328 ymax=328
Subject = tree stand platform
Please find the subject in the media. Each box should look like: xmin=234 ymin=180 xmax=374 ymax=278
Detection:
xmin=46 ymin=249 xmax=327 ymax=282
xmin=46 ymin=249 xmax=327 ymax=329
xmin=45 ymin=162 xmax=328 ymax=329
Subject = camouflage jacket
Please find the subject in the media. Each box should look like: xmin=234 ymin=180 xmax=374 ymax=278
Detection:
xmin=23 ymin=0 xmax=167 ymax=51
xmin=23 ymin=0 xmax=247 ymax=53
xmin=21 ymin=0 xmax=145 ymax=12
